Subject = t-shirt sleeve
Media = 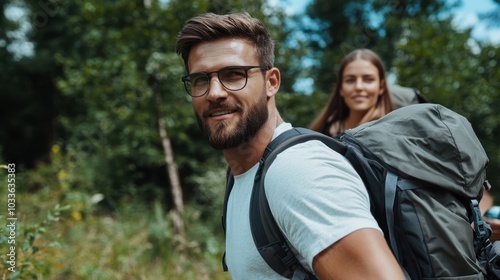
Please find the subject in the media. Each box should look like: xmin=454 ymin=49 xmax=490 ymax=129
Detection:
xmin=264 ymin=139 xmax=381 ymax=269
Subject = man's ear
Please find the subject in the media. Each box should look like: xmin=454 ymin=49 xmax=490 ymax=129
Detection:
xmin=266 ymin=67 xmax=281 ymax=97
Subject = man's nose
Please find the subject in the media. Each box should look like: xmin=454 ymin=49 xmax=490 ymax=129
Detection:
xmin=205 ymin=75 xmax=228 ymax=100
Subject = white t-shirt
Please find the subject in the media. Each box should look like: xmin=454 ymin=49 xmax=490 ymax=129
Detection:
xmin=225 ymin=123 xmax=380 ymax=280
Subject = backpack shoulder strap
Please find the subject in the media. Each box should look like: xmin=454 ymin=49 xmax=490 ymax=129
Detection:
xmin=221 ymin=166 xmax=233 ymax=271
xmin=222 ymin=127 xmax=346 ymax=278
xmin=250 ymin=128 xmax=346 ymax=279
xmin=222 ymin=129 xmax=308 ymax=272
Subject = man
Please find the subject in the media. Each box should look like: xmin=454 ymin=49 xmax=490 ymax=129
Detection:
xmin=176 ymin=12 xmax=404 ymax=279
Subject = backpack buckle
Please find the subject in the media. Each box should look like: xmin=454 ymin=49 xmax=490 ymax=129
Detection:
xmin=471 ymin=199 xmax=486 ymax=238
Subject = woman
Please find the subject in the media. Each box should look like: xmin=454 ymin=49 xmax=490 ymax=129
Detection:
xmin=311 ymin=48 xmax=500 ymax=243
xmin=310 ymin=49 xmax=394 ymax=137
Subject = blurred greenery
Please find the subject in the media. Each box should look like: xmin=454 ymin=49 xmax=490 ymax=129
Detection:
xmin=0 ymin=0 xmax=499 ymax=278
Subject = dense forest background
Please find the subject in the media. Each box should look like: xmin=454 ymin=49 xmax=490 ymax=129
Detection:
xmin=0 ymin=0 xmax=499 ymax=279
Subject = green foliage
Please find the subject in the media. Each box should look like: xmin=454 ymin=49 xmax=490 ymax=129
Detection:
xmin=42 ymin=1 xmax=192 ymax=208
xmin=393 ymin=15 xmax=500 ymax=191
xmin=1 ymin=0 xmax=500 ymax=278
xmin=303 ymin=0 xmax=449 ymax=93
xmin=1 ymin=1 xmax=296 ymax=278
xmin=13 ymin=204 xmax=70 ymax=279
xmin=303 ymin=0 xmax=500 ymax=194
xmin=0 ymin=188 xmax=70 ymax=280
xmin=0 ymin=165 xmax=229 ymax=279
xmin=277 ymin=90 xmax=329 ymax=128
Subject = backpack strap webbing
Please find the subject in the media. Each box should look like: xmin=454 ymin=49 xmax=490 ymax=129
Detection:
xmin=384 ymin=172 xmax=400 ymax=260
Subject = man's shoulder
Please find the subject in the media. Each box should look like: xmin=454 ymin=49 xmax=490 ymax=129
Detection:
xmin=272 ymin=124 xmax=342 ymax=158
xmin=266 ymin=136 xmax=360 ymax=185
xmin=271 ymin=122 xmax=293 ymax=140
xmin=278 ymin=137 xmax=344 ymax=160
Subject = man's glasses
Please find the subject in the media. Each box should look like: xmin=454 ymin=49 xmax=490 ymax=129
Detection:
xmin=181 ymin=66 xmax=269 ymax=97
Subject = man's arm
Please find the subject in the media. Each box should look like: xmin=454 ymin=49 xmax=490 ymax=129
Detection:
xmin=313 ymin=228 xmax=405 ymax=280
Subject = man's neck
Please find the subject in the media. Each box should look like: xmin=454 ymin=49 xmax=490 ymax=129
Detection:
xmin=224 ymin=116 xmax=284 ymax=175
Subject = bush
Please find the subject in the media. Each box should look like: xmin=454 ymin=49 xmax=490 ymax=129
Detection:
xmin=0 ymin=160 xmax=230 ymax=280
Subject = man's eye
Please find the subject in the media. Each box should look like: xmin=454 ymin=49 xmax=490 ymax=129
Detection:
xmin=221 ymin=70 xmax=246 ymax=81
xmin=191 ymin=75 xmax=209 ymax=86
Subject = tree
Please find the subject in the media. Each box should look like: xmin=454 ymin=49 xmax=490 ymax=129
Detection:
xmin=0 ymin=0 xmax=77 ymax=169
xmin=302 ymin=0 xmax=449 ymax=93
xmin=479 ymin=0 xmax=500 ymax=27
xmin=299 ymin=0 xmax=500 ymax=193
xmin=0 ymin=0 xmax=308 ymax=244
xmin=393 ymin=16 xmax=500 ymax=191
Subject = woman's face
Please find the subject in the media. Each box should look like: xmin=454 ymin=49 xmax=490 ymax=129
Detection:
xmin=340 ymin=58 xmax=384 ymax=114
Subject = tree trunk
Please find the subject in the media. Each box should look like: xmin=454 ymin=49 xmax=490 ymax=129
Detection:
xmin=155 ymin=90 xmax=185 ymax=239
xmin=144 ymin=0 xmax=185 ymax=242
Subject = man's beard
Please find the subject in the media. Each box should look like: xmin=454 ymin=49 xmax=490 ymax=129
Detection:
xmin=196 ymin=93 xmax=268 ymax=150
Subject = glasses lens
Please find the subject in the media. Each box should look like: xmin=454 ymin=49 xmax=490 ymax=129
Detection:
xmin=185 ymin=73 xmax=209 ymax=97
xmin=219 ymin=67 xmax=248 ymax=91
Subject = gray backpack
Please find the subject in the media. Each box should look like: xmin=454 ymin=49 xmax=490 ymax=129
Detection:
xmin=223 ymin=104 xmax=499 ymax=279
xmin=388 ymin=84 xmax=427 ymax=108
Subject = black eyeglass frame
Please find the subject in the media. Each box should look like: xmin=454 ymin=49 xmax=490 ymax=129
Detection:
xmin=181 ymin=65 xmax=270 ymax=97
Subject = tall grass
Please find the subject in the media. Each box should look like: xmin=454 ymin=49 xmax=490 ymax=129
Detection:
xmin=0 ymin=164 xmax=230 ymax=280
